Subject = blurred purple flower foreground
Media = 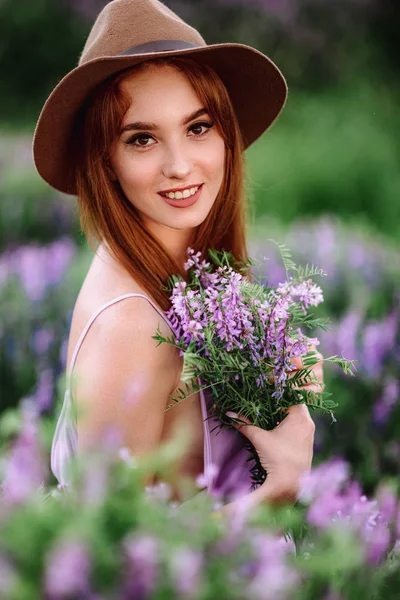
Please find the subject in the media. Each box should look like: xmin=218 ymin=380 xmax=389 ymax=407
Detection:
xmin=1 ymin=404 xmax=400 ymax=599
xmin=1 ymin=400 xmax=47 ymax=506
xmin=300 ymin=457 xmax=400 ymax=565
xmin=0 ymin=237 xmax=75 ymax=303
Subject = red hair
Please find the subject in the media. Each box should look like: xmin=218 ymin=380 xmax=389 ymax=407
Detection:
xmin=75 ymin=57 xmax=252 ymax=311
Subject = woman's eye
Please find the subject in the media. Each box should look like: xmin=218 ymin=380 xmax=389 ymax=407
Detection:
xmin=126 ymin=134 xmax=155 ymax=148
xmin=125 ymin=121 xmax=214 ymax=148
xmin=189 ymin=121 xmax=214 ymax=136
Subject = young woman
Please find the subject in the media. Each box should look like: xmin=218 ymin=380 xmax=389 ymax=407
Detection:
xmin=33 ymin=0 xmax=320 ymax=513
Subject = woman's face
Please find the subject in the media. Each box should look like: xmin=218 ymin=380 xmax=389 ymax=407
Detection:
xmin=109 ymin=64 xmax=225 ymax=244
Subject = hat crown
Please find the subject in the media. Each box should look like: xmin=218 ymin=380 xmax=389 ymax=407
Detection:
xmin=80 ymin=0 xmax=206 ymax=65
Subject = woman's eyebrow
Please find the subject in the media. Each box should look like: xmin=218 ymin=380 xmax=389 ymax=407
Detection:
xmin=121 ymin=107 xmax=209 ymax=133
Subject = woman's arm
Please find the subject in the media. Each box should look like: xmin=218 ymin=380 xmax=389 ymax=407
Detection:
xmin=72 ymin=298 xmax=182 ymax=486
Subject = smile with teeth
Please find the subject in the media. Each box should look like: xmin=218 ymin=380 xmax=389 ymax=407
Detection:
xmin=160 ymin=185 xmax=201 ymax=200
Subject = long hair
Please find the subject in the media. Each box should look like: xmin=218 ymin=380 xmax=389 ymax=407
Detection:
xmin=75 ymin=56 xmax=251 ymax=311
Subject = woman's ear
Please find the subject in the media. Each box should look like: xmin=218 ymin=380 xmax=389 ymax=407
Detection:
xmin=105 ymin=158 xmax=118 ymax=183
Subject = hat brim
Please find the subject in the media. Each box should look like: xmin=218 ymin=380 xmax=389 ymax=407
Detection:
xmin=33 ymin=43 xmax=287 ymax=195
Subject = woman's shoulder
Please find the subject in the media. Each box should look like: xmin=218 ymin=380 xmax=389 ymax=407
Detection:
xmin=66 ymin=245 xmax=172 ymax=374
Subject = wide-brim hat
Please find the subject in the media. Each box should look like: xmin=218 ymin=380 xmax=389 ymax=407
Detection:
xmin=33 ymin=0 xmax=288 ymax=196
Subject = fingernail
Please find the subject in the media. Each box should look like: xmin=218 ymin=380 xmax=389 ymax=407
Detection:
xmin=226 ymin=411 xmax=238 ymax=419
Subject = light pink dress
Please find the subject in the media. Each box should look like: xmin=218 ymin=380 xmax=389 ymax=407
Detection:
xmin=50 ymin=293 xmax=257 ymax=503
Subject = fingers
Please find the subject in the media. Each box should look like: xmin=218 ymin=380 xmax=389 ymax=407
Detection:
xmin=289 ymin=349 xmax=324 ymax=371
xmin=226 ymin=411 xmax=270 ymax=451
xmin=225 ymin=411 xmax=263 ymax=445
xmin=293 ymin=382 xmax=325 ymax=394
xmin=289 ymin=347 xmax=324 ymax=392
xmin=225 ymin=411 xmax=252 ymax=427
xmin=226 ymin=405 xmax=314 ymax=431
xmin=281 ymin=403 xmax=315 ymax=432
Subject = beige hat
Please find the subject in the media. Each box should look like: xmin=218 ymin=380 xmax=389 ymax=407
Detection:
xmin=33 ymin=0 xmax=288 ymax=195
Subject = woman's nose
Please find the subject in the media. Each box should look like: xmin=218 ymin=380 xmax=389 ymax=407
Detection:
xmin=161 ymin=142 xmax=192 ymax=180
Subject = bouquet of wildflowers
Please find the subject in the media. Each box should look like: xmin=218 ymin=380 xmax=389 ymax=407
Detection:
xmin=154 ymin=244 xmax=355 ymax=488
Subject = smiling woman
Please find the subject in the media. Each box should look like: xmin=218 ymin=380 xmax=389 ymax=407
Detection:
xmin=32 ymin=0 xmax=316 ymax=512
xmin=75 ymin=57 xmax=245 ymax=309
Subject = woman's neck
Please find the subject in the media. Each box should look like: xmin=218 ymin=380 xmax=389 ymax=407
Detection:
xmin=144 ymin=221 xmax=195 ymax=270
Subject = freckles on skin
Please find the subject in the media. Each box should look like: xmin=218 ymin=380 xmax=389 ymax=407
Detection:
xmin=108 ymin=65 xmax=226 ymax=244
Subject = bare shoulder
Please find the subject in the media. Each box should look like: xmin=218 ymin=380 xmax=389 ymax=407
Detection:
xmin=70 ymin=293 xmax=182 ymax=457
xmin=66 ymin=243 xmax=177 ymax=377
xmin=82 ymin=293 xmax=175 ymax=352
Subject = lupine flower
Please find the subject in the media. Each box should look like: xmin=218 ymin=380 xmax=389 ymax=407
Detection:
xmin=333 ymin=309 xmax=363 ymax=363
xmin=364 ymin=519 xmax=391 ymax=565
xmin=80 ymin=456 xmax=110 ymax=507
xmin=299 ymin=458 xmax=349 ymax=504
xmin=245 ymin=533 xmax=299 ymax=600
xmin=1 ymin=400 xmax=47 ymax=505
xmin=44 ymin=537 xmax=91 ymax=599
xmin=300 ymin=459 xmax=395 ymax=565
xmin=363 ymin=313 xmax=398 ymax=379
xmin=169 ymin=546 xmax=203 ymax=599
xmin=31 ymin=327 xmax=54 ymax=355
xmin=373 ymin=377 xmax=399 ymax=426
xmin=122 ymin=534 xmax=159 ymax=600
xmin=34 ymin=368 xmax=54 ymax=412
xmin=376 ymin=485 xmax=398 ymax=525
xmin=1 ymin=237 xmax=75 ymax=303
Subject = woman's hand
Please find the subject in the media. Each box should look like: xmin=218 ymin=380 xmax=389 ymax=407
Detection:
xmin=226 ymin=347 xmax=323 ymax=504
xmin=289 ymin=345 xmax=325 ymax=394
xmin=221 ymin=348 xmax=323 ymax=509
xmin=227 ymin=404 xmax=315 ymax=503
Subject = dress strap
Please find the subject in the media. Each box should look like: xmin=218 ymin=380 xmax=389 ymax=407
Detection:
xmin=67 ymin=293 xmax=173 ymax=388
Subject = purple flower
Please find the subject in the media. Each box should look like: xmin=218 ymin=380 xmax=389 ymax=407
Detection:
xmin=46 ymin=238 xmax=76 ymax=286
xmin=122 ymin=534 xmax=159 ymax=600
xmin=44 ymin=537 xmax=91 ymax=599
xmin=169 ymin=547 xmax=203 ymax=599
xmin=80 ymin=456 xmax=110 ymax=507
xmin=299 ymin=458 xmax=350 ymax=504
xmin=362 ymin=313 xmax=398 ymax=379
xmin=31 ymin=327 xmax=54 ymax=355
xmin=163 ymin=243 xmax=341 ymax=440
xmin=35 ymin=368 xmax=54 ymax=412
xmin=364 ymin=520 xmax=391 ymax=565
xmin=245 ymin=533 xmax=299 ymax=600
xmin=1 ymin=401 xmax=47 ymax=505
xmin=335 ymin=309 xmax=363 ymax=362
xmin=279 ymin=279 xmax=324 ymax=309
xmin=1 ymin=237 xmax=75 ymax=302
xmin=374 ymin=485 xmax=398 ymax=526
xmin=307 ymin=491 xmax=349 ymax=528
xmin=373 ymin=378 xmax=399 ymax=426
xmin=313 ymin=218 xmax=337 ymax=279
xmin=301 ymin=459 xmax=395 ymax=565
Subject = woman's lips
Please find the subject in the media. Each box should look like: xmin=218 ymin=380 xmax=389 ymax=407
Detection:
xmin=159 ymin=184 xmax=203 ymax=208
